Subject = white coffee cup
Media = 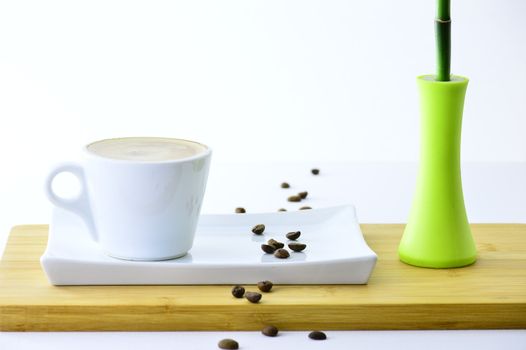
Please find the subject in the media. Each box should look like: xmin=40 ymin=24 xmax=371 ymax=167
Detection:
xmin=45 ymin=137 xmax=212 ymax=261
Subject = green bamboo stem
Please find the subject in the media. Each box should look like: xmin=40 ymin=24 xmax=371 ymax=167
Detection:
xmin=435 ymin=0 xmax=451 ymax=81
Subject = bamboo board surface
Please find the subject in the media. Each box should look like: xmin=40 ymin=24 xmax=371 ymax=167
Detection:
xmin=1 ymin=224 xmax=525 ymax=331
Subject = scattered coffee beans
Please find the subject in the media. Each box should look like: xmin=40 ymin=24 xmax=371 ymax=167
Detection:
xmin=311 ymin=168 xmax=320 ymax=175
xmin=231 ymin=285 xmax=245 ymax=298
xmin=257 ymin=280 xmax=273 ymax=293
xmin=278 ymin=208 xmax=287 ymax=212
xmin=245 ymin=291 xmax=262 ymax=303
xmin=262 ymin=325 xmax=279 ymax=337
xmin=287 ymin=195 xmax=301 ymax=202
xmin=308 ymin=331 xmax=327 ymax=340
xmin=299 ymin=206 xmax=312 ymax=210
xmin=288 ymin=242 xmax=307 ymax=252
xmin=267 ymin=238 xmax=284 ymax=249
xmin=252 ymin=224 xmax=266 ymax=235
xmin=274 ymin=248 xmax=290 ymax=259
xmin=298 ymin=191 xmax=308 ymax=199
xmin=286 ymin=231 xmax=301 ymax=240
xmin=218 ymin=338 xmax=239 ymax=349
xmin=261 ymin=244 xmax=276 ymax=254
xmin=281 ymin=182 xmax=290 ymax=189
xmin=235 ymin=207 xmax=246 ymax=214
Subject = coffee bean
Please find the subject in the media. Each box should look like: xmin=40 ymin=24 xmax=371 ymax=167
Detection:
xmin=281 ymin=182 xmax=290 ymax=189
xmin=298 ymin=191 xmax=308 ymax=199
xmin=218 ymin=338 xmax=239 ymax=349
xmin=308 ymin=331 xmax=327 ymax=340
xmin=252 ymin=224 xmax=265 ymax=235
xmin=262 ymin=325 xmax=279 ymax=337
xmin=261 ymin=244 xmax=276 ymax=254
xmin=231 ymin=285 xmax=245 ymax=298
xmin=299 ymin=206 xmax=312 ymax=210
xmin=235 ymin=207 xmax=246 ymax=214
xmin=245 ymin=291 xmax=262 ymax=303
xmin=267 ymin=238 xmax=284 ymax=249
xmin=286 ymin=231 xmax=301 ymax=240
xmin=288 ymin=242 xmax=307 ymax=252
xmin=287 ymin=195 xmax=302 ymax=202
xmin=311 ymin=168 xmax=320 ymax=175
xmin=274 ymin=248 xmax=290 ymax=259
xmin=257 ymin=280 xmax=273 ymax=293
xmin=278 ymin=208 xmax=287 ymax=212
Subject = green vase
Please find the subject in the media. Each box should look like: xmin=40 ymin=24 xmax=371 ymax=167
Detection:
xmin=398 ymin=75 xmax=477 ymax=268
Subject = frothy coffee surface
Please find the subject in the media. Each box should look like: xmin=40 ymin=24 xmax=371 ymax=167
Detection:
xmin=87 ymin=137 xmax=207 ymax=161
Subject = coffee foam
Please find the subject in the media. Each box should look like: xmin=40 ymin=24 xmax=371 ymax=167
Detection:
xmin=87 ymin=137 xmax=207 ymax=161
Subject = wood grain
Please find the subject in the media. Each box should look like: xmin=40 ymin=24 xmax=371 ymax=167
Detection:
xmin=1 ymin=224 xmax=525 ymax=331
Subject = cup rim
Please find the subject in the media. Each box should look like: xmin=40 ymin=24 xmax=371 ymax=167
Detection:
xmin=83 ymin=136 xmax=212 ymax=164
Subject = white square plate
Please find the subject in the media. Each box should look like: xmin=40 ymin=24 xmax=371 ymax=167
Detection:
xmin=41 ymin=205 xmax=377 ymax=285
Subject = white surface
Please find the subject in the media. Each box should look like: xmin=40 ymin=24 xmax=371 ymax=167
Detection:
xmin=1 ymin=330 xmax=525 ymax=350
xmin=41 ymin=205 xmax=376 ymax=285
xmin=5 ymin=161 xmax=525 ymax=256
xmin=3 ymin=162 xmax=526 ymax=247
xmin=202 ymin=162 xmax=526 ymax=223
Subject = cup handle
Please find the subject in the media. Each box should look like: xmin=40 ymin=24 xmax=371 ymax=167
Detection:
xmin=44 ymin=162 xmax=98 ymax=242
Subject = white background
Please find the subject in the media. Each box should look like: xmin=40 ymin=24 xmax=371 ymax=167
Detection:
xmin=1 ymin=0 xmax=525 ymax=165
xmin=0 ymin=0 xmax=525 ymax=232
xmin=1 ymin=0 xmax=525 ymax=348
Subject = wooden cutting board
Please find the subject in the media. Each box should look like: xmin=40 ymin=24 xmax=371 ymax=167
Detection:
xmin=1 ymin=224 xmax=525 ymax=331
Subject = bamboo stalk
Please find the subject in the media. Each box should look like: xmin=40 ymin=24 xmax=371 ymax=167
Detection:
xmin=435 ymin=0 xmax=451 ymax=81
